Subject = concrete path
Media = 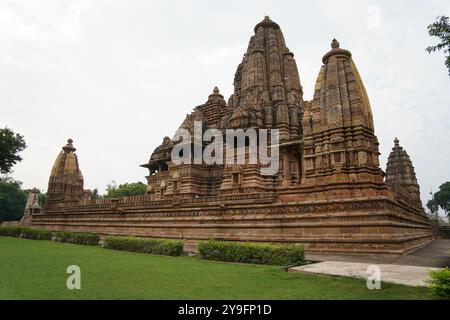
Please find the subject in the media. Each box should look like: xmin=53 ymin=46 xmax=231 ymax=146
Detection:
xmin=305 ymin=239 xmax=450 ymax=268
xmin=289 ymin=261 xmax=441 ymax=287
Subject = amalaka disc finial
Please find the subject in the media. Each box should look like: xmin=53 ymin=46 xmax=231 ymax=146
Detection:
xmin=394 ymin=137 xmax=399 ymax=146
xmin=63 ymin=138 xmax=76 ymax=152
xmin=208 ymin=86 xmax=224 ymax=101
xmin=331 ymin=38 xmax=340 ymax=49
xmin=254 ymin=15 xmax=280 ymax=33
xmin=322 ymin=38 xmax=351 ymax=64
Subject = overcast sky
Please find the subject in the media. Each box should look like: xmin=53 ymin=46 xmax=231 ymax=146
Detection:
xmin=1 ymin=0 xmax=449 ymax=206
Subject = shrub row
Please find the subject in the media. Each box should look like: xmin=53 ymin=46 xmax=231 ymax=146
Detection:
xmin=0 ymin=226 xmax=52 ymax=240
xmin=198 ymin=240 xmax=305 ymax=266
xmin=0 ymin=226 xmax=98 ymax=245
xmin=0 ymin=227 xmax=184 ymax=256
xmin=54 ymin=231 xmax=100 ymax=246
xmin=21 ymin=228 xmax=53 ymax=240
xmin=0 ymin=226 xmax=25 ymax=237
xmin=104 ymin=236 xmax=184 ymax=256
xmin=428 ymin=268 xmax=450 ymax=297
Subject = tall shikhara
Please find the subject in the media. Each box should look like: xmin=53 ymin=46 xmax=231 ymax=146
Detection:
xmin=32 ymin=17 xmax=434 ymax=254
xmin=45 ymin=139 xmax=85 ymax=210
xmin=385 ymin=138 xmax=422 ymax=206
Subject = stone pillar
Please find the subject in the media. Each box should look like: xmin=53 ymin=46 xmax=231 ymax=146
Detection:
xmin=283 ymin=153 xmax=290 ymax=186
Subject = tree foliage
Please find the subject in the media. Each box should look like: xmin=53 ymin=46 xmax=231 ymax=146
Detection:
xmin=426 ymin=15 xmax=450 ymax=75
xmin=0 ymin=127 xmax=27 ymax=174
xmin=91 ymin=188 xmax=101 ymax=199
xmin=426 ymin=198 xmax=439 ymax=214
xmin=103 ymin=181 xmax=147 ymax=198
xmin=38 ymin=192 xmax=46 ymax=207
xmin=0 ymin=178 xmax=46 ymax=221
xmin=429 ymin=182 xmax=450 ymax=217
xmin=0 ymin=177 xmax=27 ymax=221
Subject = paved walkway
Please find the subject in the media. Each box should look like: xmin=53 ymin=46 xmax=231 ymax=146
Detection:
xmin=305 ymin=239 xmax=450 ymax=268
xmin=289 ymin=261 xmax=440 ymax=287
xmin=288 ymin=239 xmax=450 ymax=287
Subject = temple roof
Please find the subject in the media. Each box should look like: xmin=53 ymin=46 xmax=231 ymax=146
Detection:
xmin=50 ymin=139 xmax=83 ymax=178
xmin=385 ymin=137 xmax=421 ymax=202
xmin=230 ymin=16 xmax=303 ymax=110
xmin=45 ymin=139 xmax=85 ymax=208
xmin=386 ymin=137 xmax=419 ymax=186
xmin=310 ymin=39 xmax=374 ymax=131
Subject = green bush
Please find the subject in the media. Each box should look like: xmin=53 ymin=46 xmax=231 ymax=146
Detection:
xmin=0 ymin=226 xmax=24 ymax=237
xmin=428 ymin=267 xmax=450 ymax=297
xmin=21 ymin=228 xmax=53 ymax=240
xmin=198 ymin=240 xmax=304 ymax=266
xmin=54 ymin=231 xmax=100 ymax=246
xmin=104 ymin=236 xmax=184 ymax=256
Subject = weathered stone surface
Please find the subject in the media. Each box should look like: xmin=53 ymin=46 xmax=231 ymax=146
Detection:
xmin=19 ymin=187 xmax=41 ymax=226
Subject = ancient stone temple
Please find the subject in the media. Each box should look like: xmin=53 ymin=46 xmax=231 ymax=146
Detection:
xmin=45 ymin=139 xmax=87 ymax=210
xmin=29 ymin=17 xmax=433 ymax=254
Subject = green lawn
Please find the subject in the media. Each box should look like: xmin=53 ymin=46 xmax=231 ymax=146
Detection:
xmin=0 ymin=237 xmax=436 ymax=299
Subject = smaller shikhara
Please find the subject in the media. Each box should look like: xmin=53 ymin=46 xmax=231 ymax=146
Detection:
xmin=26 ymin=17 xmax=433 ymax=254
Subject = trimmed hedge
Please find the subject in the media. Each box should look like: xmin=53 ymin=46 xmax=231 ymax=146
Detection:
xmin=428 ymin=267 xmax=450 ymax=297
xmin=104 ymin=236 xmax=184 ymax=256
xmin=54 ymin=231 xmax=100 ymax=246
xmin=0 ymin=226 xmax=52 ymax=240
xmin=198 ymin=240 xmax=304 ymax=266
xmin=21 ymin=228 xmax=53 ymax=240
xmin=0 ymin=226 xmax=25 ymax=237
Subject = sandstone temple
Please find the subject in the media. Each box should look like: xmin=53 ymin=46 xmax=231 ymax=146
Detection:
xmin=25 ymin=17 xmax=433 ymax=254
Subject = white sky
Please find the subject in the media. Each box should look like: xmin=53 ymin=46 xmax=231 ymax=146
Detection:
xmin=1 ymin=0 xmax=449 ymax=207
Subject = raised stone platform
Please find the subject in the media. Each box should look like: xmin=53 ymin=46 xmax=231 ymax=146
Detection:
xmin=30 ymin=194 xmax=433 ymax=254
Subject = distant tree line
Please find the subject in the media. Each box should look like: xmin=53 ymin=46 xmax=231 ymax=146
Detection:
xmin=427 ymin=182 xmax=450 ymax=218
xmin=93 ymin=181 xmax=147 ymax=199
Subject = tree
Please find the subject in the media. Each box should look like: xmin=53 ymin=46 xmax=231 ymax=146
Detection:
xmin=36 ymin=190 xmax=46 ymax=207
xmin=426 ymin=15 xmax=450 ymax=75
xmin=0 ymin=177 xmax=27 ymax=221
xmin=91 ymin=188 xmax=101 ymax=199
xmin=103 ymin=181 xmax=147 ymax=198
xmin=0 ymin=127 xmax=27 ymax=174
xmin=426 ymin=198 xmax=439 ymax=216
xmin=432 ymin=182 xmax=450 ymax=217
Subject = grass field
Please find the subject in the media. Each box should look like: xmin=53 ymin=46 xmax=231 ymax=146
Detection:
xmin=0 ymin=237 xmax=437 ymax=300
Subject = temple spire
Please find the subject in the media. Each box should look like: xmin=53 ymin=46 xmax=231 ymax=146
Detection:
xmin=301 ymin=38 xmax=382 ymax=184
xmin=46 ymin=138 xmax=84 ymax=210
xmin=385 ymin=137 xmax=421 ymax=204
xmin=226 ymin=15 xmax=303 ymax=141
